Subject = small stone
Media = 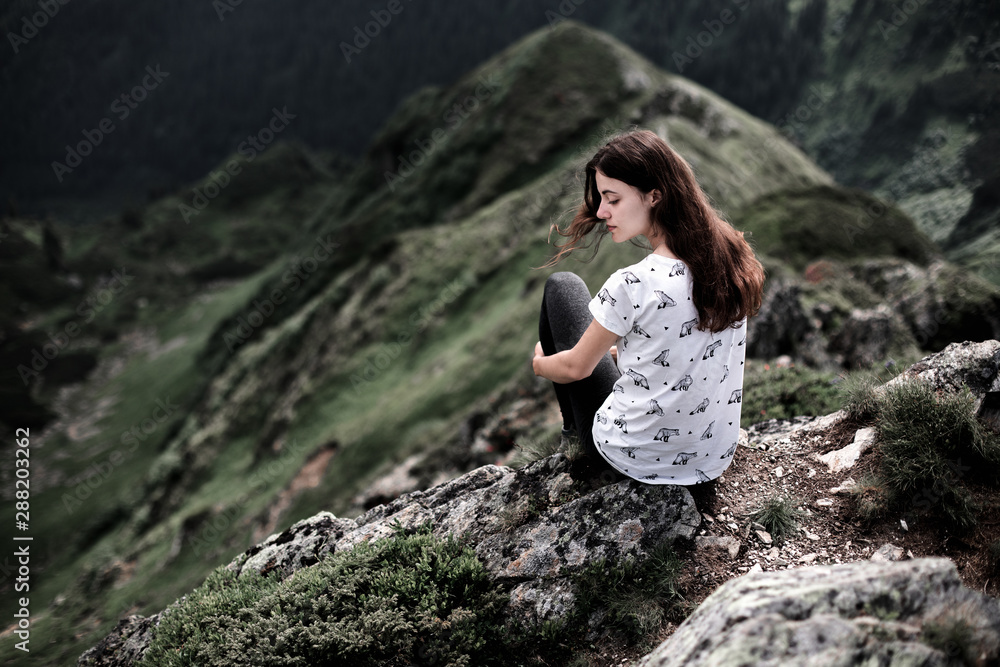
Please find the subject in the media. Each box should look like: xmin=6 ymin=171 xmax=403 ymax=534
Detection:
xmin=870 ymin=543 xmax=904 ymax=562
xmin=818 ymin=427 xmax=877 ymax=472
xmin=815 ymin=498 xmax=834 ymax=507
xmin=547 ymin=473 xmax=574 ymax=504
xmin=702 ymin=513 xmax=714 ymax=523
xmin=773 ymin=466 xmax=784 ymax=478
xmin=806 ymin=468 xmax=816 ymax=478
xmin=748 ymin=563 xmax=763 ymax=573
xmin=805 ymin=531 xmax=820 ymax=541
xmin=694 ymin=535 xmax=741 ymax=559
xmin=900 ymin=518 xmax=908 ymax=532
xmin=798 ymin=553 xmax=818 ymax=564
xmin=755 ymin=530 xmax=773 ymax=545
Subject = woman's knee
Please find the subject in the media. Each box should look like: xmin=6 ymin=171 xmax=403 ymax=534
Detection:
xmin=544 ymin=271 xmax=588 ymax=300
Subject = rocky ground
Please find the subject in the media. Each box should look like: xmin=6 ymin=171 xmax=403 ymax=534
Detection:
xmin=77 ymin=340 xmax=1000 ymax=666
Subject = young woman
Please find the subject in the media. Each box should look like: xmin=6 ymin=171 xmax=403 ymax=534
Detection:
xmin=532 ymin=129 xmax=765 ymax=485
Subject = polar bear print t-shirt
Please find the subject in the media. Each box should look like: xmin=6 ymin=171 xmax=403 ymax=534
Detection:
xmin=588 ymin=253 xmax=746 ymax=485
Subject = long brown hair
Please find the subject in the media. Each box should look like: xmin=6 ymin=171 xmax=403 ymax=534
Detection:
xmin=545 ymin=130 xmax=764 ymax=333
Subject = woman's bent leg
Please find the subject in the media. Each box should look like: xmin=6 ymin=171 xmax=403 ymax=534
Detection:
xmin=538 ymin=272 xmax=621 ymax=452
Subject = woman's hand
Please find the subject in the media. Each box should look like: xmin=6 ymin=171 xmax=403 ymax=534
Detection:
xmin=533 ymin=321 xmax=618 ymax=383
xmin=532 ymin=341 xmax=544 ymax=376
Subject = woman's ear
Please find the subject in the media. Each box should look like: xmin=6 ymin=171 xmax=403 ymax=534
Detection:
xmin=648 ymin=189 xmax=662 ymax=207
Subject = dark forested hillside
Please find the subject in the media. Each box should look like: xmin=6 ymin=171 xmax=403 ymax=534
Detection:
xmin=0 ymin=0 xmax=831 ymax=217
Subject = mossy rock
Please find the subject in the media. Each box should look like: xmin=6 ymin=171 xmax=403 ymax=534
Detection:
xmin=736 ymin=185 xmax=938 ymax=271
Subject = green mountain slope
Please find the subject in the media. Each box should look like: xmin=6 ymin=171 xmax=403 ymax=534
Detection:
xmin=6 ymin=21 xmax=999 ymax=667
xmin=787 ymin=0 xmax=1000 ymax=283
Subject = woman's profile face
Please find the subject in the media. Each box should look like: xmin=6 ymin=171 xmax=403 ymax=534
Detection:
xmin=594 ymin=170 xmax=656 ymax=244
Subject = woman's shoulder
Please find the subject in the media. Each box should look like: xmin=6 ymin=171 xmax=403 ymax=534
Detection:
xmin=612 ymin=254 xmax=690 ymax=286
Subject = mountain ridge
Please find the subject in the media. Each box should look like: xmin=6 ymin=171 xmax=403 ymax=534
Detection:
xmin=6 ymin=20 xmax=1000 ymax=667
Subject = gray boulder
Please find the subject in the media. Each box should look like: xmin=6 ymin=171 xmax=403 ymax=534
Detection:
xmin=79 ymin=455 xmax=701 ymax=665
xmin=636 ymin=557 xmax=1000 ymax=667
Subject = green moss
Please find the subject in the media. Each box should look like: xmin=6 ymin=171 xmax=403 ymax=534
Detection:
xmin=742 ymin=360 xmax=843 ymax=425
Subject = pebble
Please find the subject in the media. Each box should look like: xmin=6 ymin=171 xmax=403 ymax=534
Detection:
xmin=829 ymin=478 xmax=856 ymax=494
xmin=774 ymin=466 xmax=784 ymax=478
xmin=805 ymin=531 xmax=820 ymax=541
xmin=815 ymin=498 xmax=834 ymax=507
xmin=798 ymin=553 xmax=818 ymax=564
xmin=755 ymin=529 xmax=773 ymax=545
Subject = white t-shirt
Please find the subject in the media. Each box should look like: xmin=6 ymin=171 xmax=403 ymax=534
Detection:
xmin=588 ymin=253 xmax=746 ymax=485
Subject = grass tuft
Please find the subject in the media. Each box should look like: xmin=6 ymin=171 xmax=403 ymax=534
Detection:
xmin=508 ymin=437 xmax=563 ymax=468
xmin=750 ymin=496 xmax=804 ymax=545
xmin=839 ymin=372 xmax=883 ymax=422
xmin=574 ymin=541 xmax=684 ymax=642
xmin=844 ymin=377 xmax=1000 ymax=531
xmin=847 ymin=473 xmax=892 ymax=524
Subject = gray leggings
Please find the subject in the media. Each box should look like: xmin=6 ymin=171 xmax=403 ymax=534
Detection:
xmin=538 ymin=272 xmax=622 ymax=452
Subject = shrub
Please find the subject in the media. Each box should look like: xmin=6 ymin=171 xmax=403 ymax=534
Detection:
xmin=139 ymin=525 xmax=508 ymax=666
